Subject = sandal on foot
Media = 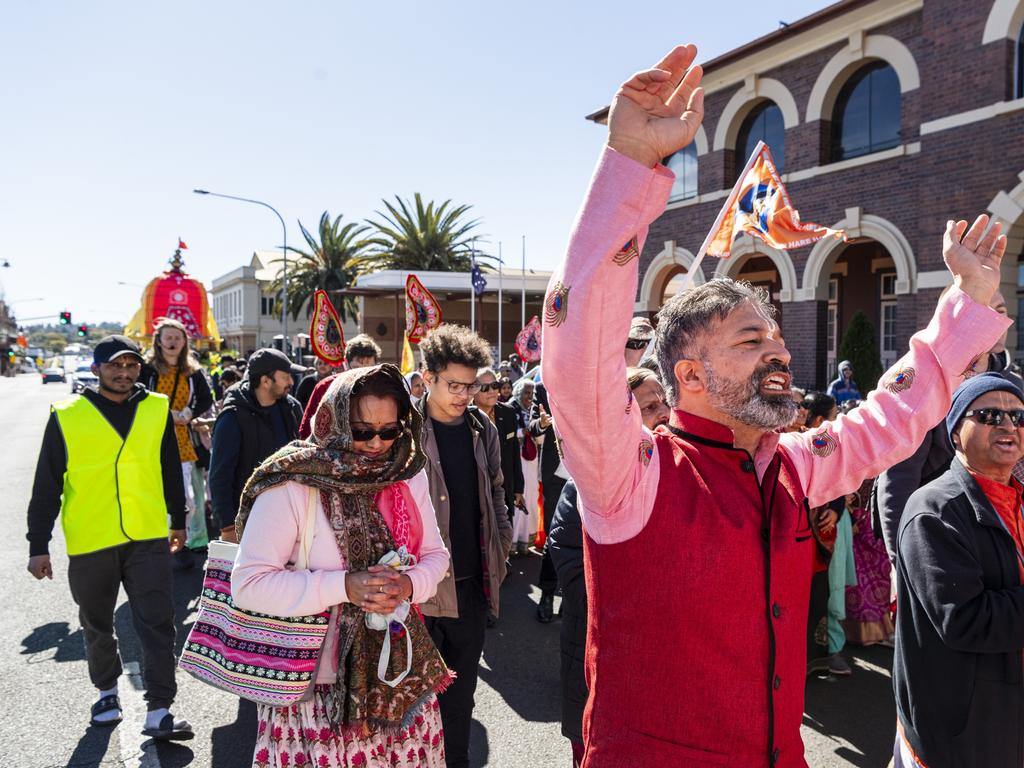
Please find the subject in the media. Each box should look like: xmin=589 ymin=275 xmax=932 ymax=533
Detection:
xmin=142 ymin=713 xmax=194 ymax=741
xmin=89 ymin=694 xmax=123 ymax=728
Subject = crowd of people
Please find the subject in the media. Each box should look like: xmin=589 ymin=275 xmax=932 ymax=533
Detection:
xmin=23 ymin=43 xmax=1024 ymax=768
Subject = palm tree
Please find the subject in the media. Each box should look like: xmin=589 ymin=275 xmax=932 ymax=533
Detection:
xmin=269 ymin=212 xmax=372 ymax=322
xmin=358 ymin=193 xmax=491 ymax=272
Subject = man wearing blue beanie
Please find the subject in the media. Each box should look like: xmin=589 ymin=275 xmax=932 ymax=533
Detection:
xmin=893 ymin=372 xmax=1024 ymax=767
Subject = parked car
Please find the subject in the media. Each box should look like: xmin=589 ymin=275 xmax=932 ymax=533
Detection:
xmin=18 ymin=359 xmax=38 ymax=374
xmin=69 ymin=364 xmax=98 ymax=394
xmin=41 ymin=367 xmax=65 ymax=384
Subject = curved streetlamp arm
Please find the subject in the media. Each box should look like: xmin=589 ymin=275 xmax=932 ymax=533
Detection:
xmin=193 ymin=189 xmax=291 ymax=358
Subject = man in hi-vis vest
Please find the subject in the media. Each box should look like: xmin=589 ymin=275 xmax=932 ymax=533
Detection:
xmin=26 ymin=335 xmax=193 ymax=741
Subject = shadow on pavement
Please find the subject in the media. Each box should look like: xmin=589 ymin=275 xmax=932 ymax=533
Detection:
xmin=470 ymin=719 xmax=490 ymax=767
xmin=802 ymin=644 xmax=896 ymax=767
xmin=21 ymin=620 xmax=87 ymax=664
xmin=148 ymin=741 xmax=196 ymax=767
xmin=210 ymin=699 xmax=259 ymax=767
xmin=477 ymin=553 xmax=561 ymax=725
xmin=65 ymin=725 xmax=114 ymax=768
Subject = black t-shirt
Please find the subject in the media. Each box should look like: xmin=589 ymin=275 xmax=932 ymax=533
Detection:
xmin=432 ymin=416 xmax=482 ymax=579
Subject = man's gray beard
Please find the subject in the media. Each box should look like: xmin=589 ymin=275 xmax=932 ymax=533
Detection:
xmin=703 ymin=359 xmax=798 ymax=431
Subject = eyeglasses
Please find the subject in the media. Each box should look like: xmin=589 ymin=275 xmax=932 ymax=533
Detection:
xmin=101 ymin=360 xmax=141 ymax=371
xmin=351 ymin=425 xmax=402 ymax=442
xmin=625 ymin=339 xmax=649 ymax=351
xmin=477 ymin=382 xmax=500 ymax=393
xmin=964 ymin=408 xmax=1024 ymax=427
xmin=438 ymin=374 xmax=482 ymax=396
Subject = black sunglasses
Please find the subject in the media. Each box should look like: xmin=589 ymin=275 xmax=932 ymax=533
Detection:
xmin=625 ymin=338 xmax=649 ymax=350
xmin=964 ymin=408 xmax=1024 ymax=427
xmin=351 ymin=425 xmax=402 ymax=442
xmin=477 ymin=382 xmax=501 ymax=392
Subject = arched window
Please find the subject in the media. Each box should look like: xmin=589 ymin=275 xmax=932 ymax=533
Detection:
xmin=831 ymin=62 xmax=901 ymax=161
xmin=1016 ymin=21 xmax=1024 ymax=99
xmin=665 ymin=144 xmax=698 ymax=201
xmin=736 ymin=102 xmax=785 ymax=176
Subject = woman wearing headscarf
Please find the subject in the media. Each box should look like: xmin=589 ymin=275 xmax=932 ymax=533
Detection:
xmin=405 ymin=371 xmax=425 ymax=408
xmin=232 ymin=364 xmax=452 ymax=768
xmin=510 ymin=377 xmax=539 ymax=555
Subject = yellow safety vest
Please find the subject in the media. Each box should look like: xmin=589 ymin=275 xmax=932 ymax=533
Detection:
xmin=52 ymin=393 xmax=170 ymax=555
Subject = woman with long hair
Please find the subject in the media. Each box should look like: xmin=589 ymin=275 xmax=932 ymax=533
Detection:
xmin=232 ymin=364 xmax=451 ymax=767
xmin=142 ymin=318 xmax=214 ymax=558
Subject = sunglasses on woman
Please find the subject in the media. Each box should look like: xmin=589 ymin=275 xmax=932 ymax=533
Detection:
xmin=964 ymin=408 xmax=1024 ymax=427
xmin=350 ymin=425 xmax=403 ymax=442
xmin=477 ymin=382 xmax=501 ymax=392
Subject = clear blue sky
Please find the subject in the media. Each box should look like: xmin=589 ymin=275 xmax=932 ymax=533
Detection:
xmin=0 ymin=1 xmax=825 ymax=324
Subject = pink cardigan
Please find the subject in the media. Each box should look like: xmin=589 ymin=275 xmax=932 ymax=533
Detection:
xmin=540 ymin=145 xmax=1012 ymax=546
xmin=231 ymin=469 xmax=450 ymax=684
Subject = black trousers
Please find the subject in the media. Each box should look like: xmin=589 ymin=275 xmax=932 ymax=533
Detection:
xmin=539 ymin=474 xmax=566 ymax=594
xmin=67 ymin=538 xmax=177 ymax=710
xmin=424 ymin=578 xmax=488 ymax=768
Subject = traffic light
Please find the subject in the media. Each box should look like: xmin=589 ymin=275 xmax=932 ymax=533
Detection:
xmin=76 ymin=324 xmax=88 ymax=338
xmin=59 ymin=311 xmax=72 ymax=325
xmin=6 ymin=350 xmax=14 ymax=364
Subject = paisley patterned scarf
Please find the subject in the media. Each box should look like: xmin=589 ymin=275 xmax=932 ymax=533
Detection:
xmin=235 ymin=363 xmax=452 ymax=735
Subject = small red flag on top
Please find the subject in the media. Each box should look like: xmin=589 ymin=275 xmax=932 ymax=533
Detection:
xmin=178 ymin=238 xmax=188 ymax=250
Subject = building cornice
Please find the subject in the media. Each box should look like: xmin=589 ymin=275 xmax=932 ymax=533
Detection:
xmin=585 ymin=0 xmax=921 ymax=122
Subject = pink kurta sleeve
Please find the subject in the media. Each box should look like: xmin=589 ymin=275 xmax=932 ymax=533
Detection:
xmin=780 ymin=286 xmax=1012 ymax=508
xmin=404 ymin=469 xmax=451 ymax=603
xmin=231 ymin=483 xmax=349 ymax=617
xmin=541 ymin=146 xmax=674 ymax=544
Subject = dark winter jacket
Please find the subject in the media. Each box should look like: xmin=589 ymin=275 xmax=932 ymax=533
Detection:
xmin=208 ymin=381 xmax=302 ymax=527
xmin=547 ymin=480 xmax=587 ymax=742
xmin=872 ymin=423 xmax=953 ymax=562
xmin=493 ymin=401 xmax=524 ymax=520
xmin=894 ymin=459 xmax=1024 ymax=768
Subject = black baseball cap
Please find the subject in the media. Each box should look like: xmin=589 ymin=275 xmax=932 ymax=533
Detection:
xmin=247 ymin=348 xmax=307 ymax=380
xmin=93 ymin=335 xmax=143 ymax=365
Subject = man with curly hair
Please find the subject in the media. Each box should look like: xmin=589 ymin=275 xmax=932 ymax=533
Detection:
xmin=416 ymin=324 xmax=512 ymax=768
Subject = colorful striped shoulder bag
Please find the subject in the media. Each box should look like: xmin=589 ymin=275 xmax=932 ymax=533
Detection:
xmin=178 ymin=487 xmax=331 ymax=706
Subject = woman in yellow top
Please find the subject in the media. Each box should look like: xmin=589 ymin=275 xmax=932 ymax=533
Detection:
xmin=141 ymin=318 xmax=214 ymax=564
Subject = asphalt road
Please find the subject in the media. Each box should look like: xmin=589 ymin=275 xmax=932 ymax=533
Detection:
xmin=0 ymin=374 xmax=895 ymax=767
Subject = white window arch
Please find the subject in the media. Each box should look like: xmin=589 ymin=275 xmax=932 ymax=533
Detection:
xmin=805 ymin=35 xmax=920 ymax=125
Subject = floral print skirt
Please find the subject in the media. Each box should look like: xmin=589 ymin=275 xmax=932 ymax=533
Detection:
xmin=252 ymin=687 xmax=445 ymax=768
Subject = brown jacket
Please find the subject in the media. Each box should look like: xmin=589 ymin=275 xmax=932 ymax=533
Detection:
xmin=417 ymin=400 xmax=513 ymax=618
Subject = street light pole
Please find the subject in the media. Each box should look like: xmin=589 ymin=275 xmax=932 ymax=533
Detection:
xmin=193 ymin=189 xmax=290 ymax=357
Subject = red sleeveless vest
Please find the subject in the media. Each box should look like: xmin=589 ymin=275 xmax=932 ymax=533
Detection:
xmin=581 ymin=413 xmax=814 ymax=768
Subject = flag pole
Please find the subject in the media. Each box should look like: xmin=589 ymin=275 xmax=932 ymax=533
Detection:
xmin=470 ymin=237 xmax=476 ymax=332
xmin=498 ymin=241 xmax=503 ymax=359
xmin=521 ymin=235 xmax=526 ymax=329
xmin=682 ymin=140 xmax=766 ymax=291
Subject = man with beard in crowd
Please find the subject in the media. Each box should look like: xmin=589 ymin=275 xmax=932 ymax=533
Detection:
xmin=541 ymin=44 xmax=1010 ymax=767
xmin=208 ymin=348 xmax=305 ymax=543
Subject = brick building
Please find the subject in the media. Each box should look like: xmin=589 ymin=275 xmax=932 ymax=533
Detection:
xmin=589 ymin=0 xmax=1024 ymax=390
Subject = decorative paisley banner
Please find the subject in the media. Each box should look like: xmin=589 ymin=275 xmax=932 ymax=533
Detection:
xmin=309 ymin=290 xmax=346 ymax=364
xmin=515 ymin=315 xmax=542 ymax=362
xmin=405 ymin=274 xmax=442 ymax=344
